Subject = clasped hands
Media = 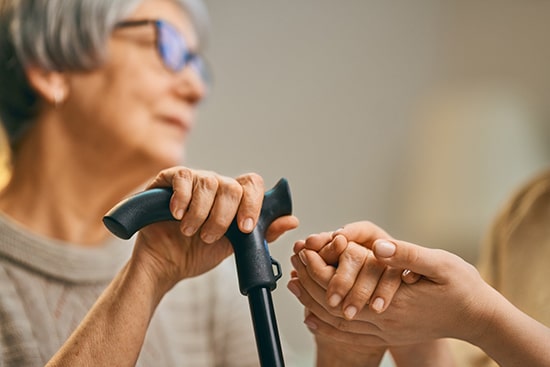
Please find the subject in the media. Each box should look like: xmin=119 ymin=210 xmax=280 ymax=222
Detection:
xmin=287 ymin=221 xmax=495 ymax=352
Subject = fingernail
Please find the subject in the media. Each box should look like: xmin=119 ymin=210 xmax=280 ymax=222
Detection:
xmin=287 ymin=282 xmax=301 ymax=297
xmin=298 ymin=250 xmax=308 ymax=266
xmin=375 ymin=240 xmax=396 ymax=258
xmin=242 ymin=218 xmax=254 ymax=232
xmin=202 ymin=234 xmax=216 ymax=244
xmin=304 ymin=319 xmax=317 ymax=330
xmin=372 ymin=297 xmax=385 ymax=313
xmin=183 ymin=226 xmax=195 ymax=236
xmin=344 ymin=306 xmax=357 ymax=320
xmin=328 ymin=294 xmax=342 ymax=307
xmin=174 ymin=209 xmax=184 ymax=220
xmin=402 ymin=269 xmax=411 ymax=277
xmin=290 ymin=255 xmax=299 ymax=269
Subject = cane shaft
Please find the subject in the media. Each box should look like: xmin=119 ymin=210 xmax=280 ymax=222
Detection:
xmin=248 ymin=287 xmax=285 ymax=367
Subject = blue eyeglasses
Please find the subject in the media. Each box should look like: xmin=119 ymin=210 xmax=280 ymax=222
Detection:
xmin=114 ymin=19 xmax=209 ymax=83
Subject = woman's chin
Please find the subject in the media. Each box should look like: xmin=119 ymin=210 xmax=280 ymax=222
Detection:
xmin=154 ymin=146 xmax=186 ymax=168
xmin=127 ymin=144 xmax=186 ymax=175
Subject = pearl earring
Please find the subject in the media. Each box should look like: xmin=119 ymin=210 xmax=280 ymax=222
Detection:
xmin=53 ymin=89 xmax=65 ymax=107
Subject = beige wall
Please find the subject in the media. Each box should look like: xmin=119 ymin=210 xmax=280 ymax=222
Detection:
xmin=189 ymin=1 xmax=550 ymax=365
xmin=0 ymin=1 xmax=547 ymax=365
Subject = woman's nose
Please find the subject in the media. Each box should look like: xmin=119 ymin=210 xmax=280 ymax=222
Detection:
xmin=175 ymin=66 xmax=207 ymax=104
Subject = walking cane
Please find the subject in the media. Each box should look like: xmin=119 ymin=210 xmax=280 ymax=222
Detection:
xmin=103 ymin=178 xmax=292 ymax=367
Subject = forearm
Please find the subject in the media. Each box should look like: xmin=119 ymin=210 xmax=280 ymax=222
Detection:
xmin=472 ymin=289 xmax=550 ymax=367
xmin=390 ymin=339 xmax=456 ymax=367
xmin=45 ymin=259 xmax=166 ymax=367
xmin=315 ymin=338 xmax=386 ymax=367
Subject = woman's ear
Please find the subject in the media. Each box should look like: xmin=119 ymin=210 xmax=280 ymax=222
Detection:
xmin=25 ymin=67 xmax=69 ymax=106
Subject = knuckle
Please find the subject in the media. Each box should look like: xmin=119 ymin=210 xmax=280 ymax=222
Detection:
xmin=207 ymin=215 xmax=227 ymax=231
xmin=405 ymin=246 xmax=420 ymax=264
xmin=342 ymin=248 xmax=366 ymax=266
xmin=174 ymin=167 xmax=192 ymax=180
xmin=310 ymin=267 xmax=325 ymax=281
xmin=374 ymin=280 xmax=398 ymax=297
xmin=357 ymin=220 xmax=375 ymax=230
xmin=441 ymin=250 xmax=476 ymax=277
xmin=464 ymin=261 xmax=479 ymax=275
xmin=332 ymin=235 xmax=347 ymax=250
xmin=305 ymin=234 xmax=319 ymax=246
xmin=238 ymin=172 xmax=264 ymax=189
xmin=184 ymin=207 xmax=207 ymax=223
xmin=330 ymin=276 xmax=353 ymax=294
xmin=334 ymin=318 xmax=351 ymax=332
xmin=352 ymin=285 xmax=375 ymax=301
xmin=224 ymin=180 xmax=244 ymax=201
xmin=305 ymin=233 xmax=317 ymax=242
xmin=198 ymin=175 xmax=218 ymax=191
xmin=293 ymin=240 xmax=305 ymax=253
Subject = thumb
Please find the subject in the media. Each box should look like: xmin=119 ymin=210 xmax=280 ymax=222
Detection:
xmin=372 ymin=239 xmax=448 ymax=282
xmin=265 ymin=215 xmax=299 ymax=243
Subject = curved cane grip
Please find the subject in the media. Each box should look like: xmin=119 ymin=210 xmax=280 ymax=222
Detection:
xmin=103 ymin=187 xmax=174 ymax=240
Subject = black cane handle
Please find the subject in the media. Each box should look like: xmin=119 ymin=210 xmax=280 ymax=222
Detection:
xmin=103 ymin=187 xmax=174 ymax=240
xmin=103 ymin=178 xmax=293 ymax=294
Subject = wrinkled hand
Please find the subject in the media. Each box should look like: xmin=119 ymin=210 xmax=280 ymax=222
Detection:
xmin=133 ymin=167 xmax=299 ymax=290
xmin=289 ymin=222 xmax=495 ymax=348
xmin=291 ymin=228 xmax=414 ymax=318
xmin=287 ymin=226 xmax=404 ymax=363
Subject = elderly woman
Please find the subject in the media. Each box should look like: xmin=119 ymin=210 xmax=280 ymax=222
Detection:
xmin=0 ymin=0 xmax=297 ymax=366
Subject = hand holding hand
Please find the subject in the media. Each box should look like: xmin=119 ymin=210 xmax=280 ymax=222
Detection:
xmin=292 ymin=223 xmax=416 ymax=317
xmin=290 ymin=221 xmax=495 ymax=347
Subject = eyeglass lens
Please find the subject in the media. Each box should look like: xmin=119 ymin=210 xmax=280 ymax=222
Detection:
xmin=156 ymin=20 xmax=208 ymax=82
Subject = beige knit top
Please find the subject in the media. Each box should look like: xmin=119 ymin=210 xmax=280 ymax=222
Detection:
xmin=0 ymin=212 xmax=261 ymax=366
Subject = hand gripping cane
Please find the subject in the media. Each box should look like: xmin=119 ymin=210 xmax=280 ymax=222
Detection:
xmin=103 ymin=178 xmax=292 ymax=367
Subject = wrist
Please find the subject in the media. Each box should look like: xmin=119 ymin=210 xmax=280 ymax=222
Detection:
xmin=458 ymin=284 xmax=501 ymax=345
xmin=127 ymin=249 xmax=177 ymax=304
xmin=315 ymin=337 xmax=386 ymax=367
xmin=390 ymin=340 xmax=455 ymax=367
xmin=130 ymin=231 xmax=192 ymax=296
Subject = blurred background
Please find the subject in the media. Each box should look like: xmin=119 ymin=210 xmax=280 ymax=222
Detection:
xmin=1 ymin=0 xmax=549 ymax=366
xmin=188 ymin=0 xmax=550 ymax=365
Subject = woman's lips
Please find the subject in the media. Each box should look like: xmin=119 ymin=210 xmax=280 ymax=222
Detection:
xmin=159 ymin=115 xmax=193 ymax=133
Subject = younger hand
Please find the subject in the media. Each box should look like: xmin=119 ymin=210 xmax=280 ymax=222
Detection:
xmin=291 ymin=231 xmax=495 ymax=347
xmin=292 ymin=225 xmax=417 ymax=317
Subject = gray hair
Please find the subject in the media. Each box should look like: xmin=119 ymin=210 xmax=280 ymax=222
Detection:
xmin=0 ymin=0 xmax=209 ymax=148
